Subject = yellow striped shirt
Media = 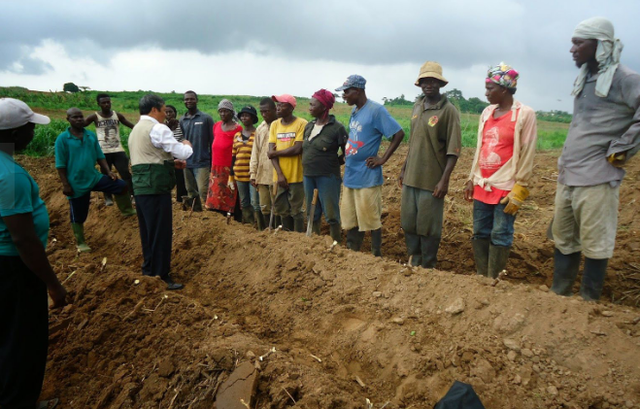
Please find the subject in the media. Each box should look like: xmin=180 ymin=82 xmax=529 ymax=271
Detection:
xmin=232 ymin=131 xmax=255 ymax=182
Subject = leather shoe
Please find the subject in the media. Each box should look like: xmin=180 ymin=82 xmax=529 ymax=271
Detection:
xmin=163 ymin=277 xmax=184 ymax=290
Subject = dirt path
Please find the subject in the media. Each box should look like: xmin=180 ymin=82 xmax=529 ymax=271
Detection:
xmin=18 ymin=148 xmax=640 ymax=408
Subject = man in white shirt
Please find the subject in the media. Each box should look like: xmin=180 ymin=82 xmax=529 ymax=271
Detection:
xmin=128 ymin=94 xmax=192 ymax=290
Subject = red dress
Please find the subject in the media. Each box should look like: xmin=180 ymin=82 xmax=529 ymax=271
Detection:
xmin=205 ymin=121 xmax=243 ymax=212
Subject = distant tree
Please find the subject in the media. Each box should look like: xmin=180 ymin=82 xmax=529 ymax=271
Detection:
xmin=536 ymin=110 xmax=572 ymax=123
xmin=63 ymin=82 xmax=80 ymax=93
xmin=78 ymin=86 xmax=91 ymax=92
xmin=467 ymin=97 xmax=488 ymax=113
xmin=445 ymin=88 xmax=463 ymax=100
xmin=444 ymin=88 xmax=488 ymax=113
xmin=383 ymin=94 xmax=413 ymax=106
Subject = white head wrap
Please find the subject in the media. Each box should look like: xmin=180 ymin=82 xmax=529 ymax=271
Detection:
xmin=571 ymin=17 xmax=624 ymax=98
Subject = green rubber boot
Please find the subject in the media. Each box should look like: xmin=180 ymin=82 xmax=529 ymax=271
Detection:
xmin=472 ymin=238 xmax=491 ymax=276
xmin=114 ymin=193 xmax=136 ymax=217
xmin=71 ymin=223 xmax=91 ymax=253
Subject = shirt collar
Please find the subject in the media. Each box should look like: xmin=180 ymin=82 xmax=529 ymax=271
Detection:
xmin=64 ymin=127 xmax=91 ymax=139
xmin=140 ymin=115 xmax=159 ymax=124
xmin=420 ymin=94 xmax=448 ymax=111
xmin=310 ymin=114 xmax=336 ymax=125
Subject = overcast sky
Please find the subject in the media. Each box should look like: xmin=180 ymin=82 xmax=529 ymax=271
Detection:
xmin=1 ymin=0 xmax=639 ymax=112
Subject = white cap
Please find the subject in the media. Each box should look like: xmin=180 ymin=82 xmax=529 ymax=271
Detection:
xmin=0 ymin=98 xmax=50 ymax=130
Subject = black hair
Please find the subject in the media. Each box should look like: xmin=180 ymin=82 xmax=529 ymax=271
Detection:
xmin=139 ymin=94 xmax=165 ymax=115
xmin=184 ymin=90 xmax=198 ymax=100
xmin=259 ymin=97 xmax=276 ymax=108
xmin=507 ymin=88 xmax=517 ymax=95
xmin=96 ymin=93 xmax=110 ymax=103
xmin=166 ymin=104 xmax=177 ymax=114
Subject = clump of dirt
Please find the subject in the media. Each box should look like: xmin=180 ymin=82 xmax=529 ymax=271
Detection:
xmin=16 ymin=149 xmax=640 ymax=408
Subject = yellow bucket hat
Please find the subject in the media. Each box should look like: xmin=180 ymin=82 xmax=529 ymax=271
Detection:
xmin=415 ymin=61 xmax=448 ymax=86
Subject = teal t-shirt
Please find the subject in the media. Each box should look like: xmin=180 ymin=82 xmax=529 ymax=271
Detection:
xmin=54 ymin=128 xmax=105 ymax=199
xmin=0 ymin=151 xmax=50 ymax=256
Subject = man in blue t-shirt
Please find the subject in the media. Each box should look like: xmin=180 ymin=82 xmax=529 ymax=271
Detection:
xmin=335 ymin=75 xmax=405 ymax=256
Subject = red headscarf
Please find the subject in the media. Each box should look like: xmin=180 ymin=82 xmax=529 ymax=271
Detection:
xmin=312 ymin=89 xmax=335 ymax=120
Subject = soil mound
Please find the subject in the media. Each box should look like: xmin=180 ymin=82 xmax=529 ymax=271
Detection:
xmin=17 ymin=148 xmax=640 ymax=408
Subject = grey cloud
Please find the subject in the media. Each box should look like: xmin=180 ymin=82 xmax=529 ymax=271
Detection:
xmin=1 ymin=0 xmax=638 ymax=110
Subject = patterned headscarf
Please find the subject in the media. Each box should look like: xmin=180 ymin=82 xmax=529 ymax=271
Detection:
xmin=217 ymin=99 xmax=238 ymax=122
xmin=486 ymin=63 xmax=519 ymax=90
xmin=571 ymin=17 xmax=623 ymax=98
xmin=312 ymin=89 xmax=335 ymax=120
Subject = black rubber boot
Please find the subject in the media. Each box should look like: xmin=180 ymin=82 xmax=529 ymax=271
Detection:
xmin=181 ymin=196 xmax=192 ymax=211
xmin=329 ymin=223 xmax=342 ymax=244
xmin=371 ymin=228 xmax=382 ymax=257
xmin=282 ymin=216 xmax=294 ymax=231
xmin=580 ymin=257 xmax=608 ymax=301
xmin=404 ymin=232 xmax=422 ymax=267
xmin=255 ymin=212 xmax=266 ymax=231
xmin=191 ymin=196 xmax=203 ymax=212
xmin=346 ymin=228 xmax=364 ymax=251
xmin=471 ymin=238 xmax=491 ymax=276
xmin=293 ymin=215 xmax=305 ymax=233
xmin=550 ymin=249 xmax=581 ymax=296
xmin=312 ymin=220 xmax=321 ymax=235
xmin=241 ymin=207 xmax=255 ymax=225
xmin=488 ymin=245 xmax=510 ymax=279
xmin=420 ymin=235 xmax=440 ymax=268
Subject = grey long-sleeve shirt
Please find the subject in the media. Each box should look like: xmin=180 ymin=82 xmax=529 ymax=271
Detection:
xmin=558 ymin=65 xmax=640 ymax=187
xmin=179 ymin=110 xmax=214 ymax=169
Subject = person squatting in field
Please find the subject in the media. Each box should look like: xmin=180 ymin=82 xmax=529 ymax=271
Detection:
xmin=464 ymin=63 xmax=538 ymax=279
xmin=84 ymin=93 xmax=136 ymax=206
xmin=399 ymin=61 xmax=462 ymax=269
xmin=337 ymin=75 xmax=405 ymax=256
xmin=550 ymin=17 xmax=640 ymax=301
xmin=55 ymin=107 xmax=136 ymax=253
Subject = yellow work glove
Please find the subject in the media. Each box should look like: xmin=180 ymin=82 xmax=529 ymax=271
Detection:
xmin=227 ymin=175 xmax=236 ymax=191
xmin=500 ymin=183 xmax=529 ymax=215
xmin=607 ymin=152 xmax=626 ymax=168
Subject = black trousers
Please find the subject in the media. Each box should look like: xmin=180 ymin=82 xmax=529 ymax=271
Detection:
xmin=175 ymin=168 xmax=187 ymax=202
xmin=0 ymin=256 xmax=48 ymax=409
xmin=104 ymin=151 xmax=134 ymax=197
xmin=135 ymin=193 xmax=172 ymax=280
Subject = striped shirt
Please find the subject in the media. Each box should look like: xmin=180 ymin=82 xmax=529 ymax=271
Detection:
xmin=232 ymin=131 xmax=255 ymax=182
xmin=172 ymin=125 xmax=184 ymax=142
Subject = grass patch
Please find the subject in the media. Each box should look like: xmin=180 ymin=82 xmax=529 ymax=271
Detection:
xmin=2 ymin=87 xmax=568 ymax=156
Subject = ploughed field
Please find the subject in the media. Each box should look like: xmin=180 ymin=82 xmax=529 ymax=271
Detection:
xmin=20 ymin=145 xmax=640 ymax=408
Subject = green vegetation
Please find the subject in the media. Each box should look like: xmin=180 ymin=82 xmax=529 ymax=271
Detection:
xmin=536 ymin=110 xmax=572 ymax=123
xmin=0 ymin=87 xmax=570 ymax=157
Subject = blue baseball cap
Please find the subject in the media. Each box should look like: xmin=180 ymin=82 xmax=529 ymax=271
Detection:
xmin=335 ymin=75 xmax=366 ymax=92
